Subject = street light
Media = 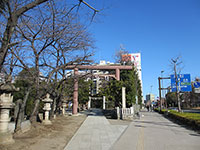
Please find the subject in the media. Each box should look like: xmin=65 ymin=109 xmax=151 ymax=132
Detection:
xmin=159 ymin=70 xmax=164 ymax=111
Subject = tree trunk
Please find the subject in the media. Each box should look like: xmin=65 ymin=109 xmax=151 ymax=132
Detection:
xmin=14 ymin=99 xmax=22 ymax=123
xmin=14 ymin=99 xmax=22 ymax=132
xmin=30 ymin=55 xmax=40 ymax=123
xmin=50 ymin=98 xmax=56 ymax=119
xmin=30 ymin=99 xmax=40 ymax=123
xmin=15 ymin=87 xmax=31 ymax=132
xmin=0 ymin=16 xmax=17 ymax=71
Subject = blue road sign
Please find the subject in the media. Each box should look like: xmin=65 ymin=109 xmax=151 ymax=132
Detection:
xmin=170 ymin=74 xmax=192 ymax=92
xmin=194 ymin=82 xmax=200 ymax=88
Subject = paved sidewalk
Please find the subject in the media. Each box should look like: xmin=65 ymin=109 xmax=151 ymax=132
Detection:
xmin=64 ymin=109 xmax=127 ymax=150
xmin=111 ymin=111 xmax=200 ymax=150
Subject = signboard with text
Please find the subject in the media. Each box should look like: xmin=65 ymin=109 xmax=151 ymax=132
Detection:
xmin=121 ymin=53 xmax=141 ymax=68
xmin=170 ymin=74 xmax=192 ymax=92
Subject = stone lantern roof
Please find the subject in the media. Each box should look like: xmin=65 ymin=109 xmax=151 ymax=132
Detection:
xmin=42 ymin=94 xmax=53 ymax=103
xmin=0 ymin=76 xmax=19 ymax=94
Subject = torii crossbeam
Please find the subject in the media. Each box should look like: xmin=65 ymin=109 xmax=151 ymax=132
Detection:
xmin=65 ymin=65 xmax=133 ymax=114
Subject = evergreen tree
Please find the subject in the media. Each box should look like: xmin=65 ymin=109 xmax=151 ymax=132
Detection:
xmin=99 ymin=65 xmax=142 ymax=108
xmin=121 ymin=66 xmax=142 ymax=106
xmin=78 ymin=79 xmax=92 ymax=105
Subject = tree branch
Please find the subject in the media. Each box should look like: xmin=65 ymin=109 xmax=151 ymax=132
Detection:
xmin=15 ymin=0 xmax=49 ymax=17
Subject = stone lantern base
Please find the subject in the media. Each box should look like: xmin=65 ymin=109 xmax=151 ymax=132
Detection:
xmin=42 ymin=120 xmax=52 ymax=125
xmin=0 ymin=132 xmax=15 ymax=145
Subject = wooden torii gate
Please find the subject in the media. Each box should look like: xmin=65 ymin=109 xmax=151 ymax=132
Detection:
xmin=65 ymin=65 xmax=133 ymax=114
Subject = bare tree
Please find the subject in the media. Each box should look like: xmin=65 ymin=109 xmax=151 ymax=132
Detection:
xmin=171 ymin=56 xmax=183 ymax=111
xmin=0 ymin=0 xmax=99 ymax=72
xmin=0 ymin=0 xmax=99 ymax=127
xmin=0 ymin=0 xmax=8 ymax=14
xmin=0 ymin=0 xmax=50 ymax=71
xmin=114 ymin=44 xmax=129 ymax=64
xmin=11 ymin=2 xmax=95 ymax=123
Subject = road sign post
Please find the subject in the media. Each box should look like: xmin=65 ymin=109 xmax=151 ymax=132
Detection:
xmin=170 ymin=74 xmax=192 ymax=112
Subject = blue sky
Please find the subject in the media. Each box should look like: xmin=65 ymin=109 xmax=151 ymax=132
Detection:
xmin=86 ymin=0 xmax=200 ymax=98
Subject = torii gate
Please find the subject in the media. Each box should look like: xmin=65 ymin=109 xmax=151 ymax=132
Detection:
xmin=65 ymin=65 xmax=133 ymax=114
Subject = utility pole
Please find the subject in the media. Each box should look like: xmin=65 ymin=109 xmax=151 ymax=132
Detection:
xmin=161 ymin=70 xmax=164 ymax=98
xmin=172 ymin=58 xmax=181 ymax=112
xmin=158 ymin=77 xmax=162 ymax=111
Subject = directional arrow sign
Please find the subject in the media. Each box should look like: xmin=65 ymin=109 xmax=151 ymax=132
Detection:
xmin=170 ymin=74 xmax=192 ymax=92
xmin=194 ymin=82 xmax=200 ymax=88
xmin=194 ymin=82 xmax=200 ymax=93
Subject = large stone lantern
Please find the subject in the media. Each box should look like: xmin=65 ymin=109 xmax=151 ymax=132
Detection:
xmin=42 ymin=94 xmax=53 ymax=125
xmin=0 ymin=78 xmax=19 ymax=144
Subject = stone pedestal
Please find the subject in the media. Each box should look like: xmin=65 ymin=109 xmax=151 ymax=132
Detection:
xmin=42 ymin=94 xmax=53 ymax=125
xmin=0 ymin=93 xmax=15 ymax=144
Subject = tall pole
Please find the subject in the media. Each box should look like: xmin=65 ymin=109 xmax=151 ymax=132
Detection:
xmin=122 ymin=87 xmax=126 ymax=108
xmin=158 ymin=77 xmax=162 ymax=111
xmin=173 ymin=62 xmax=181 ymax=111
xmin=161 ymin=70 xmax=164 ymax=107
xmin=161 ymin=71 xmax=164 ymax=95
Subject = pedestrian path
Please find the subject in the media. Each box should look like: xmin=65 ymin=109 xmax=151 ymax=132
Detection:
xmin=111 ymin=111 xmax=200 ymax=150
xmin=64 ymin=109 xmax=127 ymax=150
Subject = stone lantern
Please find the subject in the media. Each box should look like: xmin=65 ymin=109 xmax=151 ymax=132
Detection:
xmin=42 ymin=94 xmax=53 ymax=125
xmin=0 ymin=77 xmax=19 ymax=144
xmin=62 ymin=100 xmax=67 ymax=115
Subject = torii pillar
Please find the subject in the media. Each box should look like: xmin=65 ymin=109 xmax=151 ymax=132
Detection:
xmin=116 ymin=68 xmax=120 ymax=81
xmin=72 ymin=68 xmax=79 ymax=114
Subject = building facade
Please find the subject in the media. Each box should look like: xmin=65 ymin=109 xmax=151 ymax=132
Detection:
xmin=146 ymin=93 xmax=155 ymax=102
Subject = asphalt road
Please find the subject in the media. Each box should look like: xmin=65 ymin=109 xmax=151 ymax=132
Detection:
xmin=111 ymin=111 xmax=200 ymax=150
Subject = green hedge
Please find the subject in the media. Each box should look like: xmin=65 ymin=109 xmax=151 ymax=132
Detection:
xmin=154 ymin=108 xmax=200 ymax=130
xmin=169 ymin=110 xmax=200 ymax=124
